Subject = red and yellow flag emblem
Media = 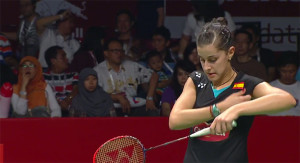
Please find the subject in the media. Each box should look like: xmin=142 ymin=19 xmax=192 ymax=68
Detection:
xmin=233 ymin=82 xmax=245 ymax=89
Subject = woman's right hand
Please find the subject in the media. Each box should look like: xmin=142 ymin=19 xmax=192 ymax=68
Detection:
xmin=218 ymin=89 xmax=251 ymax=112
xmin=21 ymin=72 xmax=31 ymax=88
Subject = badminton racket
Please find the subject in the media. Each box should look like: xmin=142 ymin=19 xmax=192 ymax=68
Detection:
xmin=93 ymin=121 xmax=237 ymax=163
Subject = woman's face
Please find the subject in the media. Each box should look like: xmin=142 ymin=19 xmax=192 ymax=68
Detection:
xmin=21 ymin=61 xmax=37 ymax=80
xmin=177 ymin=68 xmax=190 ymax=87
xmin=188 ymin=48 xmax=200 ymax=66
xmin=84 ymin=75 xmax=98 ymax=92
xmin=198 ymin=44 xmax=234 ymax=83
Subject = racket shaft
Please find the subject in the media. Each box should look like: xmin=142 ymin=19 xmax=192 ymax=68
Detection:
xmin=145 ymin=136 xmax=188 ymax=151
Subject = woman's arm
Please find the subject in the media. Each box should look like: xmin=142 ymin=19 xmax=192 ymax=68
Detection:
xmin=46 ymin=84 xmax=62 ymax=117
xmin=169 ymin=78 xmax=252 ymax=130
xmin=210 ymin=82 xmax=296 ymax=134
xmin=240 ymin=82 xmax=295 ymax=115
xmin=169 ymin=78 xmax=212 ymax=130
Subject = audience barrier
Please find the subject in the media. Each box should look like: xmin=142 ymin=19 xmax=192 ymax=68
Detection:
xmin=0 ymin=116 xmax=299 ymax=163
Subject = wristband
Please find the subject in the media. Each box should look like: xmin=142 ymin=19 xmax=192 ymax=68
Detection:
xmin=146 ymin=96 xmax=153 ymax=100
xmin=212 ymin=104 xmax=220 ymax=117
xmin=209 ymin=105 xmax=214 ymax=118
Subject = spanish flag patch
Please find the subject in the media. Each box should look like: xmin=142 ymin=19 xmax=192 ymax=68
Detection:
xmin=233 ymin=82 xmax=245 ymax=89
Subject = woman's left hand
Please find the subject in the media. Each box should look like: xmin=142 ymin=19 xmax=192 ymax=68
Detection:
xmin=210 ymin=107 xmax=239 ymax=135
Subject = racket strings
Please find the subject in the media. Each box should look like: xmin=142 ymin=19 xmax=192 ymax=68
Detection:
xmin=94 ymin=136 xmax=144 ymax=163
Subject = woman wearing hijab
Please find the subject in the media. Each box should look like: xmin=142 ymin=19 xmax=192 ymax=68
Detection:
xmin=70 ymin=68 xmax=115 ymax=117
xmin=12 ymin=56 xmax=61 ymax=117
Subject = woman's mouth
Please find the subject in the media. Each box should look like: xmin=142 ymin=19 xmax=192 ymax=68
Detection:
xmin=207 ymin=73 xmax=216 ymax=78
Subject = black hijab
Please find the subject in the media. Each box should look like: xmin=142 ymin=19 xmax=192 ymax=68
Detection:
xmin=72 ymin=68 xmax=113 ymax=117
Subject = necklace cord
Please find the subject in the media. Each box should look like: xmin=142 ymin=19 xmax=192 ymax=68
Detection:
xmin=213 ymin=70 xmax=236 ymax=88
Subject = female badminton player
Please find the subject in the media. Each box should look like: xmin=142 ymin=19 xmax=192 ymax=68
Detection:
xmin=169 ymin=17 xmax=296 ymax=162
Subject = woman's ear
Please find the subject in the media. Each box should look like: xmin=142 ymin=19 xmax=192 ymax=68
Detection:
xmin=228 ymin=46 xmax=235 ymax=61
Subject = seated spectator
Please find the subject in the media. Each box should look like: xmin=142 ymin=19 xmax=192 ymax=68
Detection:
xmin=43 ymin=46 xmax=78 ymax=117
xmin=69 ymin=26 xmax=106 ymax=73
xmin=268 ymin=52 xmax=300 ymax=116
xmin=183 ymin=42 xmax=202 ymax=71
xmin=70 ymin=68 xmax=115 ymax=117
xmin=94 ymin=39 xmax=159 ymax=117
xmin=241 ymin=24 xmax=276 ymax=82
xmin=115 ymin=9 xmax=143 ymax=61
xmin=231 ymin=29 xmax=267 ymax=81
xmin=161 ymin=60 xmax=196 ymax=116
xmin=12 ymin=56 xmax=61 ymax=117
xmin=37 ymin=9 xmax=80 ymax=68
xmin=146 ymin=51 xmax=171 ymax=105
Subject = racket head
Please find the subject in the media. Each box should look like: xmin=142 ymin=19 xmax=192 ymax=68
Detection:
xmin=93 ymin=136 xmax=145 ymax=163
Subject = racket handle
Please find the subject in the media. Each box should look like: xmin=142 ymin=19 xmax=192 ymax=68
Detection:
xmin=189 ymin=120 xmax=237 ymax=138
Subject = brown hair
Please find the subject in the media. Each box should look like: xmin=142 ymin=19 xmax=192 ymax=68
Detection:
xmin=196 ymin=17 xmax=232 ymax=52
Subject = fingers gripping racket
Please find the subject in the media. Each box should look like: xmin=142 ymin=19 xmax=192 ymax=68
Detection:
xmin=93 ymin=121 xmax=237 ymax=163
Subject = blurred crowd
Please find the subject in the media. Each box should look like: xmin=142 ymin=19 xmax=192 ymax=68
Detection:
xmin=0 ymin=0 xmax=299 ymax=118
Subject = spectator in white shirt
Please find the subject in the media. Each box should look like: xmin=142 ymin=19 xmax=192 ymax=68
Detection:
xmin=268 ymin=52 xmax=300 ymax=116
xmin=37 ymin=9 xmax=80 ymax=68
xmin=94 ymin=39 xmax=159 ymax=116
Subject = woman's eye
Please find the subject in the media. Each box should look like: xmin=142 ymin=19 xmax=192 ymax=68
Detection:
xmin=208 ymin=59 xmax=217 ymax=63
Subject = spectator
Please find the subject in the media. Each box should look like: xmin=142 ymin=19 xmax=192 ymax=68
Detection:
xmin=94 ymin=39 xmax=159 ymax=117
xmin=12 ymin=56 xmax=61 ymax=117
xmin=70 ymin=68 xmax=115 ymax=117
xmin=241 ymin=24 xmax=276 ymax=82
xmin=183 ymin=42 xmax=202 ymax=71
xmin=70 ymin=26 xmax=106 ymax=73
xmin=151 ymin=26 xmax=178 ymax=64
xmin=146 ymin=51 xmax=171 ymax=105
xmin=2 ymin=0 xmax=40 ymax=58
xmin=43 ymin=46 xmax=78 ymax=117
xmin=136 ymin=0 xmax=164 ymax=39
xmin=37 ymin=9 xmax=80 ymax=68
xmin=161 ymin=60 xmax=195 ymax=116
xmin=268 ymin=52 xmax=300 ymax=116
xmin=231 ymin=29 xmax=267 ymax=81
xmin=178 ymin=0 xmax=236 ymax=58
xmin=115 ymin=9 xmax=143 ymax=61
